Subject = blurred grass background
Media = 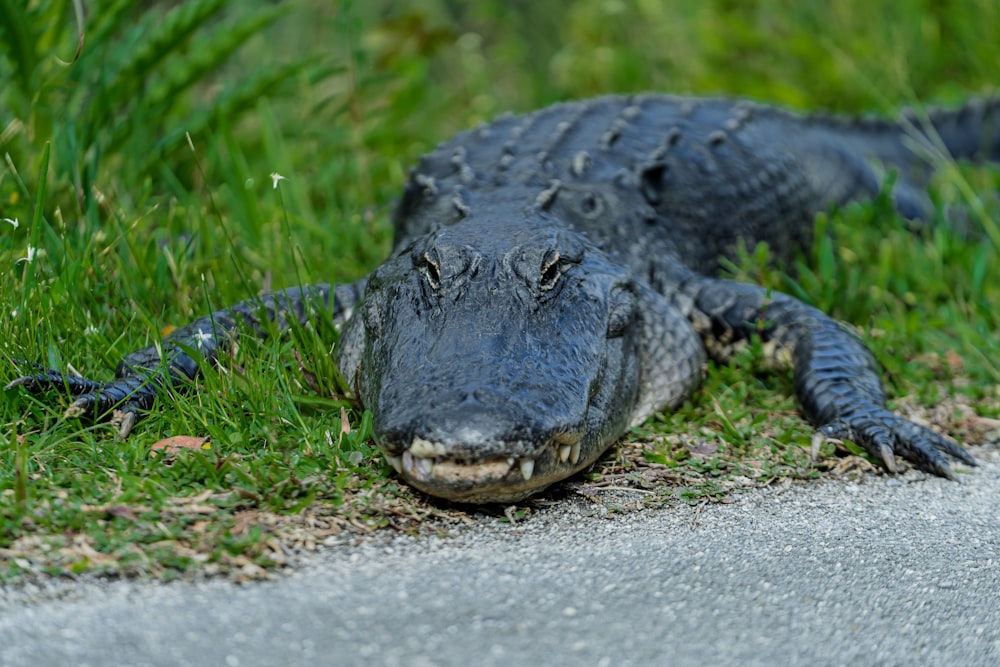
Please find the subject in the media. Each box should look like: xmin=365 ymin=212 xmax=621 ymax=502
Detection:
xmin=0 ymin=0 xmax=997 ymax=577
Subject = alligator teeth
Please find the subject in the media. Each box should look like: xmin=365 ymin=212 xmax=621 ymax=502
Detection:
xmin=519 ymin=458 xmax=535 ymax=481
xmin=558 ymin=444 xmax=571 ymax=463
xmin=569 ymin=442 xmax=581 ymax=465
xmin=410 ymin=437 xmax=447 ymax=458
xmin=385 ymin=455 xmax=403 ymax=474
xmin=417 ymin=459 xmax=435 ymax=477
xmin=402 ymin=449 xmax=435 ymax=478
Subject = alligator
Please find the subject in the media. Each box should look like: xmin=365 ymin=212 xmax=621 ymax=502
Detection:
xmin=9 ymin=94 xmax=998 ymax=502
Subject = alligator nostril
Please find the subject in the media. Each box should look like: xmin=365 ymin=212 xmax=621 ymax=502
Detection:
xmin=579 ymin=192 xmax=604 ymax=218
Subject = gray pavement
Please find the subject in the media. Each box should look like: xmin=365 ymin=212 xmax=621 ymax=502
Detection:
xmin=2 ymin=451 xmax=998 ymax=667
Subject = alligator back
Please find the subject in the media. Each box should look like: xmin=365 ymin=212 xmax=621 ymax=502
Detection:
xmin=394 ymin=94 xmax=999 ymax=278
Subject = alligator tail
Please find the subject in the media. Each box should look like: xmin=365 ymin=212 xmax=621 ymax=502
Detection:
xmin=907 ymin=97 xmax=1000 ymax=164
xmin=792 ymin=97 xmax=1000 ymax=219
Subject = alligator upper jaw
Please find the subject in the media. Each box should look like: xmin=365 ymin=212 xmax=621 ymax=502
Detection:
xmin=381 ymin=433 xmax=589 ymax=503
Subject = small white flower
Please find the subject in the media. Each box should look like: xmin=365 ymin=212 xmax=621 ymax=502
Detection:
xmin=85 ymin=325 xmax=99 ymax=336
xmin=3 ymin=218 xmax=17 ymax=229
xmin=11 ymin=309 xmax=17 ymax=318
xmin=16 ymin=246 xmax=36 ymax=264
xmin=193 ymin=328 xmax=214 ymax=350
xmin=270 ymin=172 xmax=286 ymax=189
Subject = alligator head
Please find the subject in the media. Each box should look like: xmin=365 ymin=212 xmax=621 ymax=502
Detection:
xmin=337 ymin=206 xmax=698 ymax=503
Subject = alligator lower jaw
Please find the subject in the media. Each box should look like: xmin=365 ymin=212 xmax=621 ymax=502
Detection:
xmin=381 ymin=436 xmax=588 ymax=503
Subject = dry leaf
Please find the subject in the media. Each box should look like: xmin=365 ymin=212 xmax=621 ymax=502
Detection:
xmin=340 ymin=406 xmax=351 ymax=437
xmin=150 ymin=435 xmax=211 ymax=457
xmin=689 ymin=442 xmax=719 ymax=457
xmin=945 ymin=350 xmax=964 ymax=375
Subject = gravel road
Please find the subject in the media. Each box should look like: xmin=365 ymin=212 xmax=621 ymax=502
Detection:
xmin=2 ymin=452 xmax=998 ymax=667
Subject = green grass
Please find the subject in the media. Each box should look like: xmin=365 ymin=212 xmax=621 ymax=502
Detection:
xmin=1 ymin=0 xmax=998 ymax=578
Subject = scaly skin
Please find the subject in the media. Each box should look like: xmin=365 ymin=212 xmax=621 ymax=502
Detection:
xmin=9 ymin=95 xmax=995 ymax=501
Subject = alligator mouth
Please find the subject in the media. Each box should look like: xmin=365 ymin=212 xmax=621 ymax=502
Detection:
xmin=382 ymin=432 xmax=586 ymax=503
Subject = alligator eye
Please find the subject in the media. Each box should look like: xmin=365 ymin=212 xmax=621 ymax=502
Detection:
xmin=422 ymin=252 xmax=442 ymax=290
xmin=606 ymin=286 xmax=637 ymax=338
xmin=539 ymin=251 xmax=562 ymax=291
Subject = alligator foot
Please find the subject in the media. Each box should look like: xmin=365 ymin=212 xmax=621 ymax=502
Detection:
xmin=7 ymin=362 xmax=159 ymax=438
xmin=819 ymin=407 xmax=977 ymax=480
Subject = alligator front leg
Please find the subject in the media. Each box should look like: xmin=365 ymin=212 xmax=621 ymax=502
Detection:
xmin=7 ymin=280 xmax=366 ymax=437
xmin=670 ymin=272 xmax=977 ymax=478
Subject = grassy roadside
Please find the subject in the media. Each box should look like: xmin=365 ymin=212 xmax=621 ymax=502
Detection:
xmin=1 ymin=0 xmax=998 ymax=579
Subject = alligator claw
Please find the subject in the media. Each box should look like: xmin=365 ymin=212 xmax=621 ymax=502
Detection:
xmin=6 ymin=369 xmax=105 ymax=395
xmin=877 ymin=441 xmax=898 ymax=474
xmin=7 ymin=362 xmax=157 ymax=436
xmin=5 ymin=375 xmax=35 ymax=390
xmin=820 ymin=408 xmax=976 ymax=479
xmin=113 ymin=409 xmax=139 ymax=439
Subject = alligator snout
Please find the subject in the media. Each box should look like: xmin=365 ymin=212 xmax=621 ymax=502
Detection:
xmin=372 ymin=386 xmax=591 ymax=502
xmin=382 ymin=431 xmax=587 ymax=503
